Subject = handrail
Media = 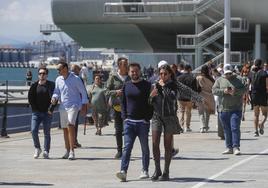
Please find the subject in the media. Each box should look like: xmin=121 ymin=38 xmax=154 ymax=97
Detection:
xmin=177 ymin=18 xmax=248 ymax=48
xmin=40 ymin=24 xmax=61 ymax=35
xmin=103 ymin=0 xmax=217 ymax=16
xmin=193 ymin=51 xmax=245 ymax=73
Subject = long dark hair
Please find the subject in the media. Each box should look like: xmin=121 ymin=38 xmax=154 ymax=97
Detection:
xmin=158 ymin=64 xmax=176 ymax=81
xmin=201 ymin=65 xmax=215 ymax=83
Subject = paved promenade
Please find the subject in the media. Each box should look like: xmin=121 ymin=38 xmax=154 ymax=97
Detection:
xmin=1 ymin=109 xmax=268 ymax=188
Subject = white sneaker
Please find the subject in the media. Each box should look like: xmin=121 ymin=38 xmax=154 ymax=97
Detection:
xmin=68 ymin=151 xmax=75 ymax=160
xmin=234 ymin=148 xmax=241 ymax=155
xmin=116 ymin=171 xmax=127 ymax=182
xmin=34 ymin=148 xmax=42 ymax=159
xmin=200 ymin=128 xmax=205 ymax=133
xmin=222 ymin=148 xmax=233 ymax=154
xmin=62 ymin=151 xmax=70 ymax=159
xmin=185 ymin=127 xmax=192 ymax=132
xmin=139 ymin=170 xmax=149 ymax=179
xmin=43 ymin=151 xmax=49 ymax=159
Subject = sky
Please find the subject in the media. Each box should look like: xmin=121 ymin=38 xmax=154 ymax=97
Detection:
xmin=0 ymin=0 xmax=70 ymax=44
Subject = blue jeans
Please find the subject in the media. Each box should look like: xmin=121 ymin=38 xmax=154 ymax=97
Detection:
xmin=219 ymin=110 xmax=242 ymax=149
xmin=121 ymin=120 xmax=150 ymax=172
xmin=31 ymin=112 xmax=52 ymax=152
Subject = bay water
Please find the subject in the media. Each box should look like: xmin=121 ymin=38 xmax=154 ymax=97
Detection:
xmin=0 ymin=67 xmax=93 ymax=86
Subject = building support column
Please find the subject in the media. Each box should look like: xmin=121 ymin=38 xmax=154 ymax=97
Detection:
xmin=194 ymin=15 xmax=203 ymax=68
xmin=224 ymin=0 xmax=231 ymax=65
xmin=255 ymin=24 xmax=261 ymax=60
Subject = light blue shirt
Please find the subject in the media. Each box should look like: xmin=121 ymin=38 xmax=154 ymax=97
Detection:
xmin=52 ymin=72 xmax=89 ymax=109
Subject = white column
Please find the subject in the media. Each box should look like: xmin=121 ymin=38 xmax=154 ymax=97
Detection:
xmin=195 ymin=15 xmax=203 ymax=68
xmin=224 ymin=0 xmax=231 ymax=65
xmin=255 ymin=24 xmax=261 ymax=59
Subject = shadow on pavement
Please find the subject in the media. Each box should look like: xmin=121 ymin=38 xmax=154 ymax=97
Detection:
xmin=169 ymin=177 xmax=247 ymax=183
xmin=173 ymin=156 xmax=229 ymax=160
xmin=0 ymin=182 xmax=53 ymax=186
xmin=80 ymin=146 xmax=117 ymax=150
xmin=241 ymin=153 xmax=268 ymax=156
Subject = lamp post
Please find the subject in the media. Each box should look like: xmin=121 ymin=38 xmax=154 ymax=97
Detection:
xmin=224 ymin=0 xmax=231 ymax=65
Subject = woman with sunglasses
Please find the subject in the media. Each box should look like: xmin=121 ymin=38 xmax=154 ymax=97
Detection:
xmin=150 ymin=64 xmax=203 ymax=181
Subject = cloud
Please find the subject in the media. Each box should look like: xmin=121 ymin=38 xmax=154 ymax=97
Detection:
xmin=0 ymin=0 xmax=52 ymax=23
xmin=0 ymin=0 xmax=54 ymax=41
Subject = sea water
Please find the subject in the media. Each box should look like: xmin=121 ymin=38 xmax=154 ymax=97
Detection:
xmin=0 ymin=68 xmax=93 ymax=86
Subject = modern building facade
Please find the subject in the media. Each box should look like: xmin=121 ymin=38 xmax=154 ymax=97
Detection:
xmin=51 ymin=0 xmax=268 ymax=67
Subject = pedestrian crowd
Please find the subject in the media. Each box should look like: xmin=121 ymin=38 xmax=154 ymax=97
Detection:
xmin=27 ymin=57 xmax=267 ymax=182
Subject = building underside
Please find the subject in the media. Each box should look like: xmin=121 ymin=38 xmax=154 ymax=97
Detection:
xmin=51 ymin=0 xmax=268 ymax=66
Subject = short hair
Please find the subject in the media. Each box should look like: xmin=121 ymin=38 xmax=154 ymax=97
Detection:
xmin=58 ymin=59 xmax=68 ymax=69
xmin=184 ymin=64 xmax=192 ymax=71
xmin=94 ymin=74 xmax=102 ymax=79
xmin=254 ymin=59 xmax=262 ymax=68
xmin=128 ymin=62 xmax=141 ymax=70
xmin=117 ymin=57 xmax=128 ymax=66
xmin=38 ymin=66 xmax=48 ymax=74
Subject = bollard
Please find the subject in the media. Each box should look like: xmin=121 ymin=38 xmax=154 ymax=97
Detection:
xmin=1 ymin=101 xmax=8 ymax=137
xmin=1 ymin=80 xmax=9 ymax=138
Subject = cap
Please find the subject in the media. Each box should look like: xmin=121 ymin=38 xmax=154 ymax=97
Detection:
xmin=158 ymin=60 xmax=168 ymax=68
xmin=223 ymin=64 xmax=233 ymax=74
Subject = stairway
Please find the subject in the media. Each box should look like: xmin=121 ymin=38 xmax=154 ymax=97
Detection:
xmin=177 ymin=18 xmax=249 ymax=49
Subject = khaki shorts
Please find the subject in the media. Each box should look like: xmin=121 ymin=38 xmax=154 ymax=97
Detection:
xmin=59 ymin=107 xmax=79 ymax=128
xmin=151 ymin=113 xmax=182 ymax=134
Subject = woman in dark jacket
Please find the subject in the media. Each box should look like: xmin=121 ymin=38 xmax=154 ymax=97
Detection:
xmin=150 ymin=64 xmax=203 ymax=181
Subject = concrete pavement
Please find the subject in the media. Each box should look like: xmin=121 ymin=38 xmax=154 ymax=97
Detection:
xmin=1 ymin=109 xmax=268 ymax=188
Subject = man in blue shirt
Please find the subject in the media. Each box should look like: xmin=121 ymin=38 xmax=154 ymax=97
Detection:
xmin=52 ymin=60 xmax=89 ymax=160
xmin=116 ymin=62 xmax=152 ymax=182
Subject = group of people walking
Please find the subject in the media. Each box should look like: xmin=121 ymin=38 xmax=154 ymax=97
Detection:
xmin=27 ymin=56 xmax=267 ymax=182
xmin=28 ymin=60 xmax=89 ymax=160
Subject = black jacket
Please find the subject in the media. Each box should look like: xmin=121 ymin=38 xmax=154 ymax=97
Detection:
xmin=152 ymin=80 xmax=178 ymax=117
xmin=28 ymin=80 xmax=55 ymax=112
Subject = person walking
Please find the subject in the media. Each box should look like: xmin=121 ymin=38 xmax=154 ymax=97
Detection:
xmin=52 ymin=60 xmax=89 ymax=160
xmin=106 ymin=57 xmax=130 ymax=159
xmin=88 ymin=74 xmax=108 ymax=136
xmin=212 ymin=64 xmax=246 ymax=155
xmin=28 ymin=66 xmax=55 ymax=159
xmin=251 ymin=59 xmax=268 ymax=137
xmin=26 ymin=69 xmax=33 ymax=86
xmin=177 ymin=64 xmax=199 ymax=132
xmin=70 ymin=64 xmax=86 ymax=147
xmin=150 ymin=64 xmax=202 ymax=181
xmin=80 ymin=63 xmax=89 ymax=86
xmin=212 ymin=68 xmax=225 ymax=140
xmin=196 ymin=65 xmax=215 ymax=133
xmin=116 ymin=62 xmax=152 ymax=182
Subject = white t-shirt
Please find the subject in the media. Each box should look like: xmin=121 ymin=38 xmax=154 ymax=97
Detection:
xmin=80 ymin=66 xmax=88 ymax=79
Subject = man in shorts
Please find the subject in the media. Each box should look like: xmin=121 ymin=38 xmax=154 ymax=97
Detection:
xmin=52 ymin=60 xmax=88 ymax=160
xmin=251 ymin=59 xmax=268 ymax=137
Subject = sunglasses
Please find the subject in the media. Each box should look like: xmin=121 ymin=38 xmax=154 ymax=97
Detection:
xmin=38 ymin=72 xmax=46 ymax=75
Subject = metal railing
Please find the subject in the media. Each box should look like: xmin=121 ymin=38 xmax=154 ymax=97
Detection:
xmin=192 ymin=51 xmax=247 ymax=73
xmin=40 ymin=24 xmax=62 ymax=35
xmin=103 ymin=0 xmax=219 ymax=17
xmin=177 ymin=18 xmax=249 ymax=49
